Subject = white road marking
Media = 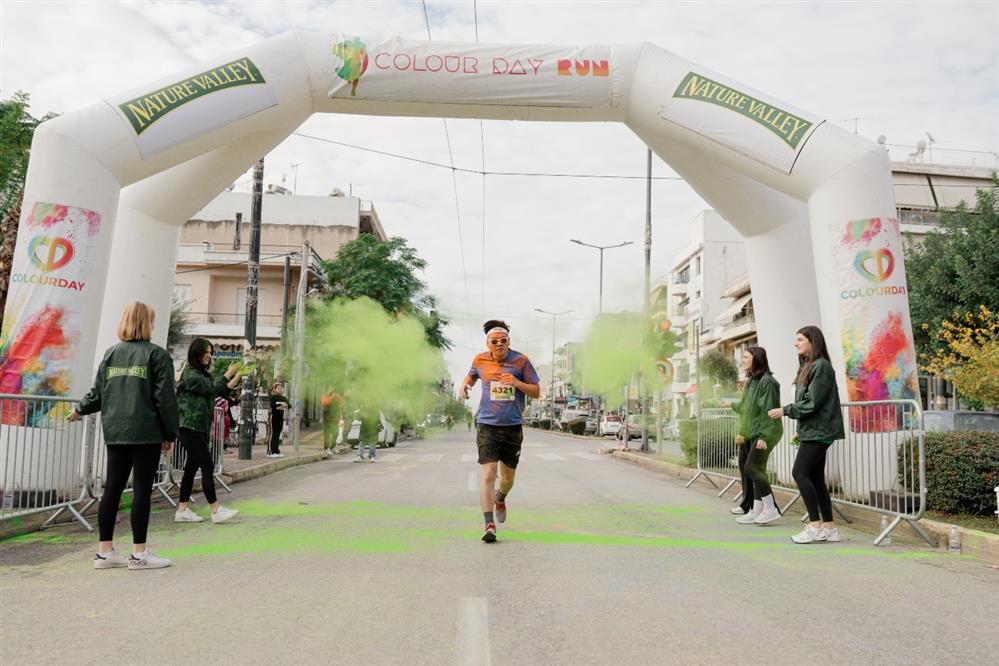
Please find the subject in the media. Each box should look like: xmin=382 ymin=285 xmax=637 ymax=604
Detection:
xmin=571 ymin=452 xmax=605 ymax=461
xmin=419 ymin=453 xmax=443 ymax=463
xmin=536 ymin=453 xmax=567 ymax=461
xmin=467 ymin=471 xmax=478 ymax=492
xmin=456 ymin=597 xmax=491 ymax=666
xmin=461 ymin=453 xmax=477 ymax=463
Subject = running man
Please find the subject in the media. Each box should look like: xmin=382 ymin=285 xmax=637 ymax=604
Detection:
xmin=461 ymin=320 xmax=540 ymax=543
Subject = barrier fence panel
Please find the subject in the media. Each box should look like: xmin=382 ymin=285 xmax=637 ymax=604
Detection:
xmin=689 ymin=400 xmax=931 ymax=547
xmin=165 ymin=405 xmax=232 ymax=497
xmin=0 ymin=394 xmax=93 ymax=531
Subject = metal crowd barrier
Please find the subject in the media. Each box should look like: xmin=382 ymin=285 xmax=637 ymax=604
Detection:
xmin=1 ymin=394 xmax=220 ymax=534
xmin=0 ymin=394 xmax=94 ymax=530
xmin=164 ymin=405 xmax=232 ymax=497
xmin=687 ymin=400 xmax=931 ymax=546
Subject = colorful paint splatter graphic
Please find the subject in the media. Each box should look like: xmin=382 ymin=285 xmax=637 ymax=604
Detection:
xmin=832 ymin=218 xmax=919 ymax=432
xmin=0 ymin=202 xmax=102 ymax=417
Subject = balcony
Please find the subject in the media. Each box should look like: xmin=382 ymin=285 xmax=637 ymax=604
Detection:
xmin=185 ymin=312 xmax=283 ymax=341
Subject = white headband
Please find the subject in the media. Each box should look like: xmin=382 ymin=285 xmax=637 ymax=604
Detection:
xmin=485 ymin=327 xmax=509 ymax=338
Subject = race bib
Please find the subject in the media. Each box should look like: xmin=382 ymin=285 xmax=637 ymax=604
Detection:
xmin=489 ymin=382 xmax=516 ymax=402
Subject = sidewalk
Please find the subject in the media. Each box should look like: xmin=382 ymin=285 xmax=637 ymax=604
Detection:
xmin=609 ymin=449 xmax=999 ymax=566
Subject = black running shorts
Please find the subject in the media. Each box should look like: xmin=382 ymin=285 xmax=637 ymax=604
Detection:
xmin=476 ymin=424 xmax=523 ymax=468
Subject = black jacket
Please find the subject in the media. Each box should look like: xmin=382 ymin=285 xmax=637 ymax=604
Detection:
xmin=783 ymin=357 xmax=846 ymax=443
xmin=77 ymin=340 xmax=180 ymax=445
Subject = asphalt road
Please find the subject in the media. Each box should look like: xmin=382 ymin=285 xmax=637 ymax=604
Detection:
xmin=2 ymin=428 xmax=997 ymax=665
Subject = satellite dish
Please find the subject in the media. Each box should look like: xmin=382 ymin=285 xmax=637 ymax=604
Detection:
xmin=926 ymin=132 xmax=936 ymax=144
xmin=917 ymin=139 xmax=927 ymax=149
xmin=877 ymin=135 xmax=886 ymax=145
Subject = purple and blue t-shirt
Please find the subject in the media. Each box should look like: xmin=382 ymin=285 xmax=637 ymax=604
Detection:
xmin=468 ymin=349 xmax=540 ymax=426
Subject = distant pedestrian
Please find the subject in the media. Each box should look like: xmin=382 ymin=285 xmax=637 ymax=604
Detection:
xmin=768 ymin=326 xmax=845 ymax=544
xmin=321 ymin=386 xmax=344 ymax=456
xmin=351 ymin=404 xmax=379 ymax=463
xmin=728 ymin=347 xmax=783 ymax=525
xmin=69 ymin=302 xmax=179 ymax=571
xmin=460 ymin=320 xmax=540 ymax=543
xmin=173 ymin=338 xmax=241 ymax=525
xmin=268 ymin=382 xmax=290 ymax=458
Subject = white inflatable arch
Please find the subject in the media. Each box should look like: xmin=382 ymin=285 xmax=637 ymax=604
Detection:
xmin=1 ymin=31 xmax=920 ymax=406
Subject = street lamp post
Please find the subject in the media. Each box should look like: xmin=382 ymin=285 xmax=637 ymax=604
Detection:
xmin=569 ymin=239 xmax=633 ymax=314
xmin=535 ymin=308 xmax=572 ymax=424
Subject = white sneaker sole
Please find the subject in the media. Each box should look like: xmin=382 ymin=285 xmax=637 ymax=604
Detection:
xmin=753 ymin=513 xmax=781 ymax=525
xmin=212 ymin=511 xmax=239 ymax=524
xmin=174 ymin=515 xmax=204 ymax=523
xmin=128 ymin=561 xmax=171 ymax=570
xmin=735 ymin=515 xmax=760 ymax=524
xmin=93 ymin=558 xmax=127 ymax=569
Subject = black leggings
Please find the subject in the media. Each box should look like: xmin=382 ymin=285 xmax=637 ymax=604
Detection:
xmin=179 ymin=428 xmax=217 ymax=504
xmin=98 ymin=443 xmax=162 ymax=543
xmin=792 ymin=441 xmax=833 ymax=522
xmin=738 ymin=442 xmax=775 ymax=509
xmin=270 ymin=419 xmax=283 ymax=454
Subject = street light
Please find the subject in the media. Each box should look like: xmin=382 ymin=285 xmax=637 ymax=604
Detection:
xmin=535 ymin=308 xmax=573 ymax=422
xmin=569 ymin=239 xmax=633 ymax=314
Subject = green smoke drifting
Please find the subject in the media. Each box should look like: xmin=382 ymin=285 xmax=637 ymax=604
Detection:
xmin=572 ymin=313 xmax=658 ymax=408
xmin=304 ymin=298 xmax=444 ymax=423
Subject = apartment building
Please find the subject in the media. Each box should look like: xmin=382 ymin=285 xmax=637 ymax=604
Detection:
xmin=173 ymin=189 xmax=387 ymax=359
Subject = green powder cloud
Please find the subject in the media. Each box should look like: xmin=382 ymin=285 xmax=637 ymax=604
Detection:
xmin=572 ymin=313 xmax=658 ymax=408
xmin=304 ymin=297 xmax=445 ymax=425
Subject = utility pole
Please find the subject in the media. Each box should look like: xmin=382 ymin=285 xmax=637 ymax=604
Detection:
xmin=238 ymin=157 xmax=264 ymax=460
xmin=641 ymin=148 xmax=653 ymax=452
xmin=290 ymin=241 xmax=310 ymax=453
xmin=281 ymin=255 xmax=292 ymax=340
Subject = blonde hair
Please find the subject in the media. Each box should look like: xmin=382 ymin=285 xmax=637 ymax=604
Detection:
xmin=117 ymin=302 xmax=155 ymax=341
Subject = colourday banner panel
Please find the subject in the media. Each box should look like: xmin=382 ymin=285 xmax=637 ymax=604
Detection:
xmin=832 ymin=217 xmax=920 ymax=430
xmin=328 ymin=36 xmax=617 ymax=108
xmin=0 ymin=203 xmax=102 ymax=406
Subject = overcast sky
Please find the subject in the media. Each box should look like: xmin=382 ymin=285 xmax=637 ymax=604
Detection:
xmin=2 ymin=0 xmax=997 ymax=390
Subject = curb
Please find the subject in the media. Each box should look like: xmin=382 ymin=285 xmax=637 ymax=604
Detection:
xmin=610 ymin=450 xmax=999 ymax=565
xmin=220 ymin=451 xmax=327 ymax=484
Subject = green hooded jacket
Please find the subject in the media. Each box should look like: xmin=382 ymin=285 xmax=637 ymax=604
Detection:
xmin=783 ymin=357 xmax=846 ymax=443
xmin=77 ymin=340 xmax=180 ymax=445
xmin=177 ymin=365 xmax=232 ymax=434
xmin=731 ymin=373 xmax=784 ymax=447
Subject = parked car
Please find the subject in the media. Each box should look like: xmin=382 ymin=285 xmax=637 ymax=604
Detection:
xmin=923 ymin=410 xmax=999 ymax=433
xmin=622 ymin=414 xmax=656 ymax=441
xmin=598 ymin=414 xmax=623 ymax=437
xmin=584 ymin=417 xmax=599 ymax=435
xmin=559 ymin=409 xmax=590 ymax=434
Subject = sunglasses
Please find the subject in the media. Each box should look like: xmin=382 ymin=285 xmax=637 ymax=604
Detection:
xmin=488 ymin=338 xmax=509 ymax=346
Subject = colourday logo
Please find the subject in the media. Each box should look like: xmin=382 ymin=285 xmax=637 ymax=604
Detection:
xmin=332 ymin=38 xmax=369 ymax=96
xmin=28 ymin=235 xmax=75 ymax=272
xmin=853 ymin=248 xmax=894 ymax=283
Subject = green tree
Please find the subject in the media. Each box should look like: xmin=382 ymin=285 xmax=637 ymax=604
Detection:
xmin=321 ymin=234 xmax=452 ymax=350
xmin=167 ymin=296 xmax=192 ymax=352
xmin=698 ymin=349 xmax=739 ymax=387
xmin=0 ymin=92 xmax=50 ymax=315
xmin=905 ymin=177 xmax=999 ymax=358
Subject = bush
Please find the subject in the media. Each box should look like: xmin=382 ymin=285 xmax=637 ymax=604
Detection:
xmin=923 ymin=431 xmax=999 ymax=516
xmin=679 ymin=419 xmax=698 ymax=466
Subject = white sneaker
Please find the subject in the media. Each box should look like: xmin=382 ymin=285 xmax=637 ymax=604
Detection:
xmin=819 ymin=526 xmax=841 ymax=542
xmin=730 ymin=506 xmax=747 ymax=515
xmin=128 ymin=550 xmax=171 ymax=570
xmin=212 ymin=506 xmax=239 ymax=524
xmin=354 ymin=456 xmax=364 ymax=463
xmin=736 ymin=508 xmax=761 ymax=524
xmin=791 ymin=525 xmax=823 ymax=544
xmin=174 ymin=508 xmax=204 ymax=523
xmin=753 ymin=507 xmax=781 ymax=525
xmin=93 ymin=549 xmax=129 ymax=569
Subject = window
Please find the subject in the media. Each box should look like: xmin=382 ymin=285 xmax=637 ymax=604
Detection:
xmin=695 ymin=256 xmax=701 ymax=276
xmin=236 ymin=288 xmax=266 ymax=320
xmin=173 ymin=284 xmax=191 ymax=304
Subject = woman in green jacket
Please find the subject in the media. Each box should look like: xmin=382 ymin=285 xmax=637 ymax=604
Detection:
xmin=174 ymin=338 xmax=241 ymax=524
xmin=70 ymin=302 xmax=180 ymax=570
xmin=768 ymin=325 xmax=846 ymax=544
xmin=729 ymin=347 xmax=784 ymax=525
